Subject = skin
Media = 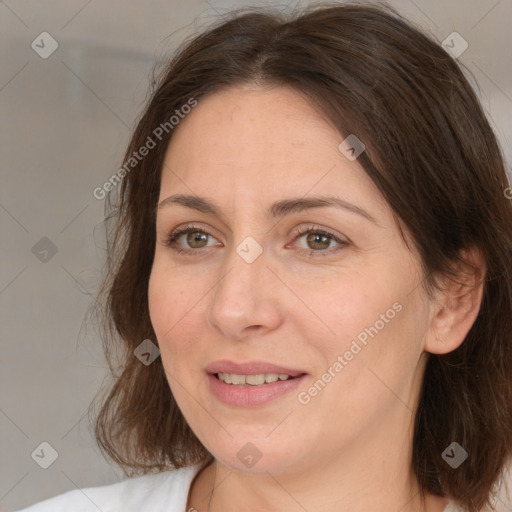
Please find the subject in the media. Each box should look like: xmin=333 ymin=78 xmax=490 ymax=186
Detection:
xmin=148 ymin=84 xmax=484 ymax=512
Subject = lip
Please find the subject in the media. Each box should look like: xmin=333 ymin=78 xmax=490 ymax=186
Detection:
xmin=205 ymin=360 xmax=308 ymax=407
xmin=205 ymin=360 xmax=305 ymax=377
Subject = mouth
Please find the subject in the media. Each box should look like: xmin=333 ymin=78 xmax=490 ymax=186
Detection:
xmin=213 ymin=372 xmax=303 ymax=386
xmin=206 ymin=359 xmax=305 ymax=373
xmin=205 ymin=360 xmax=308 ymax=407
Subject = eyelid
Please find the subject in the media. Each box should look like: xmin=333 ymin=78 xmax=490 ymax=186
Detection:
xmin=162 ymin=222 xmax=349 ymax=256
xmin=289 ymin=224 xmax=347 ymax=244
xmin=161 ymin=223 xmax=220 ymax=248
xmin=288 ymin=224 xmax=349 ymax=255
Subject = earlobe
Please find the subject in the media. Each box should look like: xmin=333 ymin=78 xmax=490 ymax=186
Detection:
xmin=424 ymin=247 xmax=486 ymax=355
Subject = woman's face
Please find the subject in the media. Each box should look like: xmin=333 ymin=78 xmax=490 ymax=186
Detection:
xmin=148 ymin=84 xmax=434 ymax=475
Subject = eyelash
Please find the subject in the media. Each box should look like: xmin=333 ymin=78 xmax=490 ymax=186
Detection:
xmin=162 ymin=223 xmax=349 ymax=258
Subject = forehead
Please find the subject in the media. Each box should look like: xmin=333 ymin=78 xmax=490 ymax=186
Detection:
xmin=167 ymin=85 xmax=336 ymax=163
xmin=160 ymin=85 xmax=378 ymax=199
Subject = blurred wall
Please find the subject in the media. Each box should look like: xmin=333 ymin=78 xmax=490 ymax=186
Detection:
xmin=1 ymin=0 xmax=511 ymax=510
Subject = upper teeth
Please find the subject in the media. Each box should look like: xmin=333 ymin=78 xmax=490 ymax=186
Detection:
xmin=217 ymin=373 xmax=291 ymax=385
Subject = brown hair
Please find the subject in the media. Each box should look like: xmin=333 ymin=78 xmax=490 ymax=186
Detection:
xmin=90 ymin=2 xmax=512 ymax=511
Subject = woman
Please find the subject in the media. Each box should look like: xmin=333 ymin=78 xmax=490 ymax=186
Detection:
xmin=19 ymin=2 xmax=512 ymax=511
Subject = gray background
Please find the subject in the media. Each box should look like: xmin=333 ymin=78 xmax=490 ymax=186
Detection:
xmin=1 ymin=0 xmax=511 ymax=510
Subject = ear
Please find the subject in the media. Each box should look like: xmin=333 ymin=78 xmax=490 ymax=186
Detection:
xmin=424 ymin=247 xmax=486 ymax=355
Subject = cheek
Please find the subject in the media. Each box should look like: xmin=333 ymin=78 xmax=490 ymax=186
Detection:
xmin=308 ymin=271 xmax=399 ymax=352
xmin=148 ymin=265 xmax=209 ymax=369
xmin=148 ymin=272 xmax=200 ymax=409
xmin=308 ymin=257 xmax=426 ymax=380
xmin=148 ymin=258 xmax=197 ymax=332
xmin=297 ymin=288 xmax=425 ymax=440
xmin=148 ymin=268 xmax=186 ymax=355
xmin=148 ymin=272 xmax=172 ymax=338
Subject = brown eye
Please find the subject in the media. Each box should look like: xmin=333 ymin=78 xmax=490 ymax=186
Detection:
xmin=163 ymin=225 xmax=220 ymax=254
xmin=305 ymin=232 xmax=332 ymax=251
xmin=291 ymin=225 xmax=349 ymax=257
xmin=186 ymin=231 xmax=209 ymax=248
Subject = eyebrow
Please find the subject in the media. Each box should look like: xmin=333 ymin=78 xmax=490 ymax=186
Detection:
xmin=157 ymin=194 xmax=379 ymax=225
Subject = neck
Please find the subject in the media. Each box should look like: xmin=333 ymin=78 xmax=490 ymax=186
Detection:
xmin=205 ymin=460 xmax=442 ymax=512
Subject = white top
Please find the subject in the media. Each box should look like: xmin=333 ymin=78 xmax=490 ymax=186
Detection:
xmin=17 ymin=462 xmax=463 ymax=511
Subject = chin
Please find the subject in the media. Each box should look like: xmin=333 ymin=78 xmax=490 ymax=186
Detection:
xmin=204 ymin=430 xmax=309 ymax=475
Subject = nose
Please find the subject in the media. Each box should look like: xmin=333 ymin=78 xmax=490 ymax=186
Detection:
xmin=207 ymin=240 xmax=283 ymax=341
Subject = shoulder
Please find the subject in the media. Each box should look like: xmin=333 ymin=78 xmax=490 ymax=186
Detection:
xmin=16 ymin=464 xmax=203 ymax=512
xmin=444 ymin=499 xmax=467 ymax=512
